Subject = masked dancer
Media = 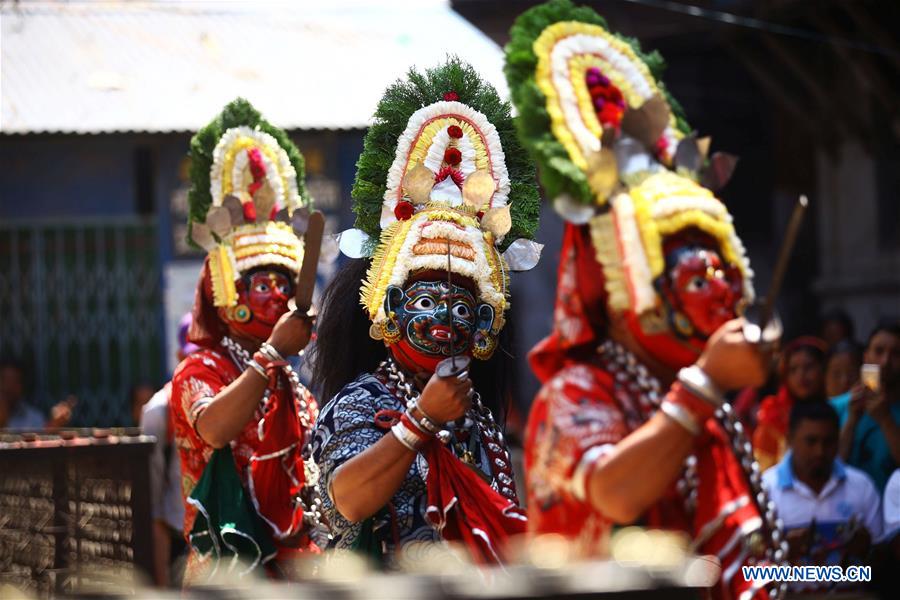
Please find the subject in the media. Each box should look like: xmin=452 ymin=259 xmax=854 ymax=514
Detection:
xmin=506 ymin=2 xmax=785 ymax=597
xmin=171 ymin=99 xmax=325 ymax=583
xmin=310 ymin=59 xmax=543 ymax=567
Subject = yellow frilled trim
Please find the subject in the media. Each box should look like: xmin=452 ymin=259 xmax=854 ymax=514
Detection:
xmin=360 ymin=208 xmax=507 ymax=330
xmin=207 ymin=221 xmax=303 ymax=308
xmin=361 ymin=218 xmax=416 ymax=320
xmin=233 ymin=243 xmax=299 ymax=261
xmin=533 ymin=21 xmax=680 ymax=185
xmin=208 ymin=245 xmax=238 ymax=308
xmin=628 ymin=171 xmax=745 ymax=279
xmin=588 ymin=212 xmax=631 ymax=313
xmin=220 ymin=136 xmax=291 ymax=205
xmin=482 ymin=233 xmax=509 ymax=333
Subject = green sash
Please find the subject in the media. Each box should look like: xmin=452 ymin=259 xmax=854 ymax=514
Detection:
xmin=187 ymin=447 xmax=277 ymax=578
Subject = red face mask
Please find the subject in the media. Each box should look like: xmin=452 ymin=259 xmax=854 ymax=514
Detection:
xmin=668 ymin=248 xmax=740 ymax=338
xmin=223 ymin=269 xmax=294 ymax=342
xmin=628 ymin=238 xmax=743 ymax=371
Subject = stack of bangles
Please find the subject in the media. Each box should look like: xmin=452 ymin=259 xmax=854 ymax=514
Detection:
xmin=659 ymin=365 xmax=725 ymax=435
xmin=391 ymin=400 xmax=444 ymax=452
xmin=247 ymin=342 xmax=288 ymax=381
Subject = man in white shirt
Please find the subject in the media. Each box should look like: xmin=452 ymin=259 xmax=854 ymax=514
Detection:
xmin=139 ymin=314 xmax=196 ymax=587
xmin=762 ymin=400 xmax=882 ymax=590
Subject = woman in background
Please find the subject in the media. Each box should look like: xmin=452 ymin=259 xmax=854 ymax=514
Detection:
xmin=753 ymin=336 xmax=828 ymax=470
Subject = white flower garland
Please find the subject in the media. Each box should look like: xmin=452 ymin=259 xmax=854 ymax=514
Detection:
xmin=209 ymin=126 xmax=301 ymax=210
xmin=230 ymin=142 xmax=283 ymax=207
xmin=423 ymin=126 xmax=477 ymax=176
xmin=235 ymin=253 xmax=301 ymax=275
xmin=650 ymin=195 xmax=727 ymax=221
xmin=548 ymin=34 xmax=680 ymax=162
xmin=380 ymin=101 xmax=511 ymax=230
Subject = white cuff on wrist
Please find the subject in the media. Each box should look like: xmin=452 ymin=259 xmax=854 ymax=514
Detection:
xmin=571 ymin=444 xmax=616 ymax=502
xmin=391 ymin=421 xmax=422 ymax=452
xmin=259 ymin=342 xmax=285 ymax=362
xmin=677 ymin=365 xmax=724 ymax=407
xmin=660 ymin=400 xmax=701 ymax=435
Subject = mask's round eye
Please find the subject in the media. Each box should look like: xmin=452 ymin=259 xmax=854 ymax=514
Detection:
xmin=452 ymin=303 xmax=471 ymax=320
xmin=254 ymin=281 xmax=270 ymax=293
xmin=685 ymin=276 xmax=707 ymax=292
xmin=411 ymin=296 xmax=437 ymax=311
xmin=277 ymin=283 xmax=290 ymax=294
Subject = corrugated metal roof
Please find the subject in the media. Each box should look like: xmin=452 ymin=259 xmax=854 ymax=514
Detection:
xmin=0 ymin=0 xmax=508 ymax=134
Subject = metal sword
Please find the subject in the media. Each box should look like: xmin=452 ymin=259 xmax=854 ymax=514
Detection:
xmin=447 ymin=237 xmax=455 ymax=369
xmin=436 ymin=237 xmax=470 ymax=379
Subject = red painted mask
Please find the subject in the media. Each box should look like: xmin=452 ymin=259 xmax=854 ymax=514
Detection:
xmin=224 ymin=269 xmax=294 ymax=342
xmin=660 ymin=232 xmax=742 ymax=340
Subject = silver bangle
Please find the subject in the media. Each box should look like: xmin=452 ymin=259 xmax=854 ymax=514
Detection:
xmin=259 ymin=342 xmax=285 ymax=362
xmin=391 ymin=421 xmax=422 ymax=452
xmin=247 ymin=359 xmax=269 ymax=381
xmin=571 ymin=444 xmax=614 ymax=502
xmin=678 ymin=365 xmax=724 ymax=407
xmin=404 ymin=410 xmax=435 ymax=437
xmin=660 ymin=400 xmax=701 ymax=435
xmin=189 ymin=397 xmax=213 ymax=429
xmin=408 ymin=400 xmax=441 ymax=433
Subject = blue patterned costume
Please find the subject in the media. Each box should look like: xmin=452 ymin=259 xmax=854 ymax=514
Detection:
xmin=310 ymin=372 xmax=511 ymax=558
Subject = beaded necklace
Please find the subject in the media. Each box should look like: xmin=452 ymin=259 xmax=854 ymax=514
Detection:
xmin=375 ymin=357 xmax=519 ymax=503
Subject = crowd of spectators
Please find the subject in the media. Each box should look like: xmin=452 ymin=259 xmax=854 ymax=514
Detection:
xmin=743 ymin=310 xmax=900 ymax=594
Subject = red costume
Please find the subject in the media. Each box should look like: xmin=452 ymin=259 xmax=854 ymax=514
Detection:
xmin=171 ymin=99 xmax=323 ymax=583
xmin=524 ymin=227 xmax=774 ymax=598
xmin=172 ymin=333 xmax=320 ymax=578
xmin=505 ymin=2 xmax=788 ymax=598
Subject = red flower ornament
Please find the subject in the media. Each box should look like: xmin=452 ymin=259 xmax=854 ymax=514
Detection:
xmin=598 ymin=103 xmax=624 ymax=127
xmin=585 ymin=67 xmax=626 ymax=129
xmin=443 ymin=91 xmax=459 ymax=101
xmin=435 ymin=166 xmax=465 ymax=187
xmin=394 ymin=201 xmax=415 ymax=221
xmin=654 ymin=136 xmax=670 ymax=160
xmin=447 ymin=125 xmax=463 ymax=139
xmin=444 ymin=147 xmax=462 ymax=166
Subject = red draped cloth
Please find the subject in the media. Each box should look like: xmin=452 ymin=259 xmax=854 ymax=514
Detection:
xmin=422 ymin=440 xmax=527 ymax=565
